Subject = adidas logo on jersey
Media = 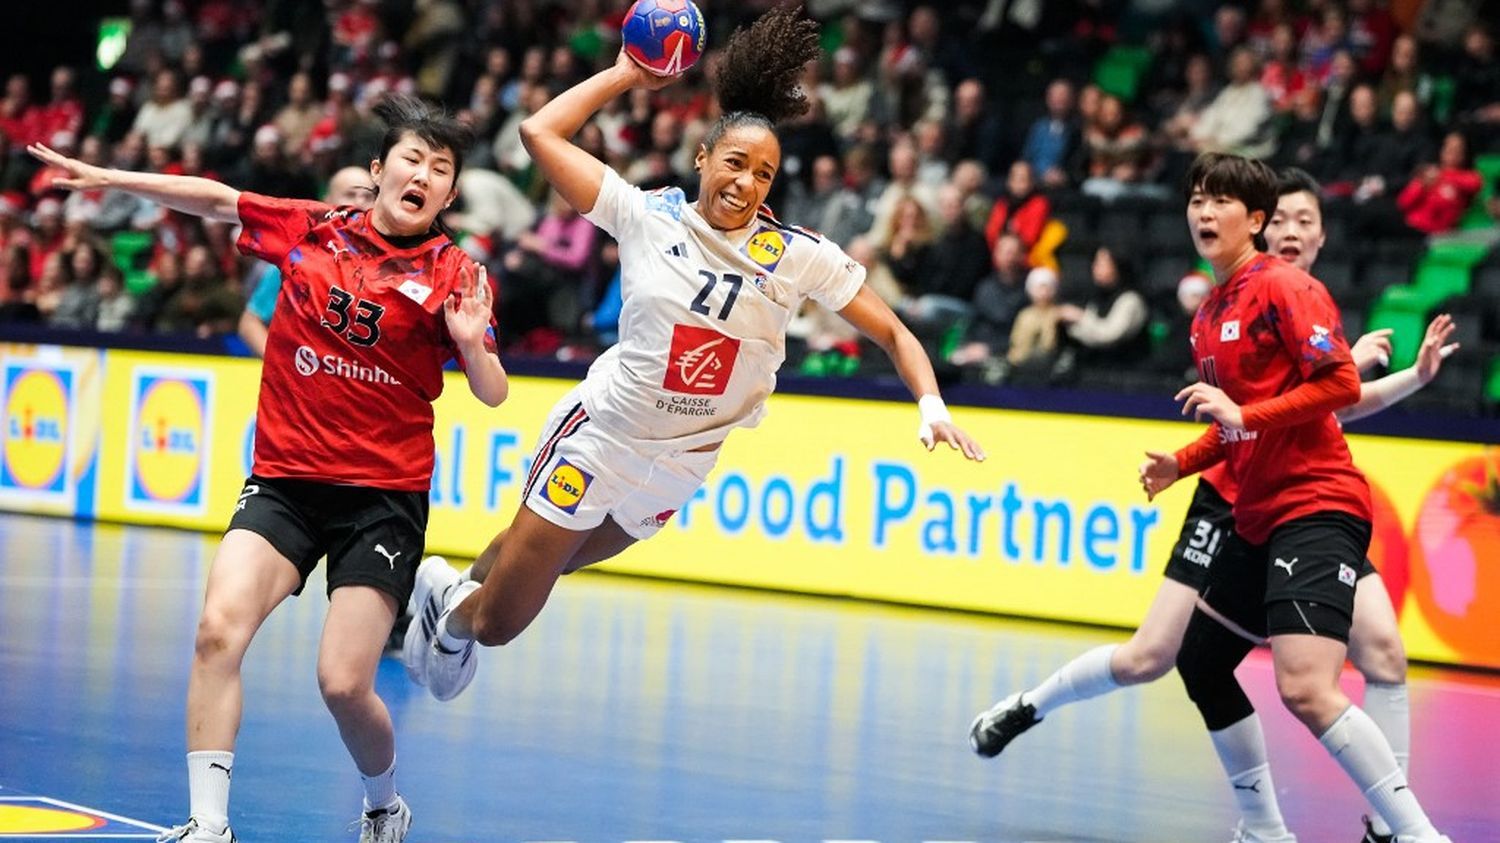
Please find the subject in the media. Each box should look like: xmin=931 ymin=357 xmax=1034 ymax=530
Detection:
xmin=665 ymin=242 xmax=688 ymax=258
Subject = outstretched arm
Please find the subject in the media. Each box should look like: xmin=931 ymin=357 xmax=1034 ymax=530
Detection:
xmin=837 ymin=284 xmax=985 ymax=461
xmin=1338 ymin=314 xmax=1460 ymax=423
xmin=28 ymin=142 xmax=240 ymax=223
xmin=519 ymin=52 xmax=673 ymax=215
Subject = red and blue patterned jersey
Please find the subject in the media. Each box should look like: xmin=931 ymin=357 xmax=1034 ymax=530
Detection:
xmin=237 ymin=192 xmax=496 ymax=491
xmin=1189 ymin=255 xmax=1370 ymax=543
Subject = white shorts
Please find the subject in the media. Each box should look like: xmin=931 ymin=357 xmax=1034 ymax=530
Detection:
xmin=522 ymin=389 xmax=719 ymax=540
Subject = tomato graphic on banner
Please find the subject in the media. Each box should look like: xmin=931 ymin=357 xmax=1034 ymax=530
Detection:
xmin=0 ymin=362 xmax=73 ymax=502
xmin=1408 ymin=449 xmax=1500 ymax=668
xmin=126 ymin=369 xmax=212 ymax=514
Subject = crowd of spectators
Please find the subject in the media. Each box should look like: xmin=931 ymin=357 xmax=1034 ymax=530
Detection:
xmin=1 ymin=0 xmax=1498 ymax=409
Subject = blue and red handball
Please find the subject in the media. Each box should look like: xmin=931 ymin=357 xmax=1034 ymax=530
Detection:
xmin=621 ymin=0 xmax=706 ymax=77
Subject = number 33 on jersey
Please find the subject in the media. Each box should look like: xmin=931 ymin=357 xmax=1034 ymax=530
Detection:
xmin=235 ymin=192 xmax=495 ymax=490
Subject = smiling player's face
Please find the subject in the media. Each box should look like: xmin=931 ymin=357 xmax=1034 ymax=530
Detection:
xmin=695 ymin=125 xmax=780 ymax=231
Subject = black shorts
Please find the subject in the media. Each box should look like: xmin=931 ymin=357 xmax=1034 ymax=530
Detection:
xmin=225 ymin=474 xmax=429 ymax=605
xmin=1199 ymin=511 xmax=1372 ymax=643
xmin=1162 ymin=479 xmax=1235 ymax=591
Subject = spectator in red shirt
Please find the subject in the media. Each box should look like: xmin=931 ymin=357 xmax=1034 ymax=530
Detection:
xmin=1356 ymin=130 xmax=1484 ymax=238
xmin=28 ymin=93 xmax=507 ymax=843
xmin=34 ymin=67 xmax=83 ymax=144
xmin=983 ymin=159 xmax=1049 ymax=251
xmin=0 ymin=74 xmax=39 ymax=148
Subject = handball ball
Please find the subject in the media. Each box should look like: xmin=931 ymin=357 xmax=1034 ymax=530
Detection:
xmin=622 ymin=0 xmax=706 ymax=77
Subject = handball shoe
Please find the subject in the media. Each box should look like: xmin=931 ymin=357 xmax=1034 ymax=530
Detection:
xmin=403 ymin=556 xmax=460 ymax=686
xmin=356 ymin=795 xmax=411 ymax=843
xmin=968 ymin=692 xmax=1041 ymax=758
xmin=155 ymin=818 xmax=235 ymax=843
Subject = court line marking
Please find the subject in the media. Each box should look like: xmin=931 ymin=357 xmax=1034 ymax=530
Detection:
xmin=0 ymin=794 xmax=166 ymax=837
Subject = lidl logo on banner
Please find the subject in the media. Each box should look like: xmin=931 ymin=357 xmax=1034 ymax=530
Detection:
xmin=0 ymin=364 xmax=72 ymax=497
xmin=126 ymin=370 xmax=212 ymax=514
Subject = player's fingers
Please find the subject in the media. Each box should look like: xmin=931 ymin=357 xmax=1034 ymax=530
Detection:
xmin=1173 ymin=384 xmax=1198 ymax=402
xmin=26 ymin=143 xmax=60 ymax=165
xmin=1440 ymin=342 xmax=1459 ymax=359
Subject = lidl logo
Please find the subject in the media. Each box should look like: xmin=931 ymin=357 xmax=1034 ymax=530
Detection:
xmin=542 ymin=457 xmax=592 ymax=515
xmin=0 ymin=363 xmax=73 ymax=496
xmin=127 ymin=369 xmax=212 ymax=513
xmin=745 ymin=227 xmax=787 ymax=272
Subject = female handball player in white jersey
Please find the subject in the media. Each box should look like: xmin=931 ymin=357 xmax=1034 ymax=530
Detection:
xmin=404 ymin=6 xmax=983 ymax=701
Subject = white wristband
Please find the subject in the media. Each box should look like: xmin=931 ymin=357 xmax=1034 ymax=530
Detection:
xmin=917 ymin=394 xmax=950 ymax=447
xmin=918 ymin=394 xmax=951 ymax=425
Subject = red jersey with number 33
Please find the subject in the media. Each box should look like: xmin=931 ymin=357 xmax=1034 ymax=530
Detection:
xmin=237 ymin=192 xmax=495 ymax=491
xmin=1189 ymin=255 xmax=1370 ymax=543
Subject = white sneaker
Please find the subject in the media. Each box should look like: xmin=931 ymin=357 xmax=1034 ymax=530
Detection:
xmin=156 ymin=818 xmax=235 ymax=843
xmin=403 ymin=556 xmax=461 ymax=686
xmin=355 ymin=794 xmax=411 ymax=843
xmin=1229 ymin=820 xmax=1298 ymax=842
xmin=426 ymin=580 xmax=480 ymax=701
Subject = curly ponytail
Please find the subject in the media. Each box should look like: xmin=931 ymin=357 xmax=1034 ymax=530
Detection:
xmin=703 ymin=4 xmax=822 ymax=150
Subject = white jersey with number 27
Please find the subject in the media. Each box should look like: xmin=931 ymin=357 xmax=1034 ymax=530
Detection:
xmin=578 ymin=166 xmax=866 ymax=450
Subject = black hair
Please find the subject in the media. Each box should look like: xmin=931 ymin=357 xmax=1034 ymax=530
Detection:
xmin=702 ymin=4 xmax=821 ymax=152
xmin=372 ymin=93 xmax=475 ymax=181
xmin=1276 ymin=167 xmax=1322 ymax=214
xmin=371 ymin=93 xmax=474 ymax=239
xmin=1184 ymin=152 xmax=1279 ymax=251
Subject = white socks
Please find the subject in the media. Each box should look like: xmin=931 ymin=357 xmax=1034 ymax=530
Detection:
xmin=186 ymin=750 xmax=233 ymax=832
xmin=1363 ymin=682 xmax=1411 ymax=836
xmin=361 ymin=757 xmax=397 ymax=812
xmin=1026 ymin=644 xmax=1120 ymax=717
xmin=1210 ymin=715 xmax=1291 ymax=838
xmin=1320 ymin=705 xmax=1437 ymax=839
xmin=436 ymin=580 xmax=481 ymax=651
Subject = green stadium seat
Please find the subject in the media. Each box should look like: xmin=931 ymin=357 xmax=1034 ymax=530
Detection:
xmin=1486 ymin=357 xmax=1500 ymax=406
xmin=1093 ymin=45 xmax=1152 ymax=103
xmin=1460 ymin=153 xmax=1500 ymax=230
xmin=1365 ymin=306 xmax=1430 ymax=370
xmin=109 ymin=230 xmax=156 ymax=297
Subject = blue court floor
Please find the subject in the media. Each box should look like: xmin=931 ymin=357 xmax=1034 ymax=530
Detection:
xmin=0 ymin=513 xmax=1496 ymax=843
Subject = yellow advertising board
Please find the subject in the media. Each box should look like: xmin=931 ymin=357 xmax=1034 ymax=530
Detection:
xmin=1 ymin=344 xmax=1493 ymax=670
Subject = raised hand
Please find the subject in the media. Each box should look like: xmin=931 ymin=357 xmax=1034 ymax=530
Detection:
xmin=614 ymin=49 xmax=680 ymax=91
xmin=1415 ymin=313 xmax=1460 ymax=384
xmin=26 ymin=143 xmax=112 ymax=192
xmin=445 ymin=264 xmax=495 ymax=351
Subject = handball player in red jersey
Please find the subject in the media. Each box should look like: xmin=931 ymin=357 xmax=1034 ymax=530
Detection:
xmin=970 ymin=165 xmax=1459 ymax=841
xmin=29 ymin=93 xmax=507 ymax=843
xmin=1135 ymin=153 xmax=1450 ymax=842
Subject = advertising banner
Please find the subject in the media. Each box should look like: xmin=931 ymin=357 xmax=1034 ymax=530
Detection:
xmin=1 ymin=345 xmax=1492 ymax=669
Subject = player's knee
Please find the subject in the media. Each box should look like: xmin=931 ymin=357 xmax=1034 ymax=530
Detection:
xmin=1352 ymin=634 xmax=1407 ymax=684
xmin=318 ymin=668 xmax=372 ymax=711
xmin=1115 ymin=639 xmax=1175 ymax=684
xmin=193 ymin=607 xmax=253 ymax=664
xmin=1274 ymin=672 xmax=1340 ymax=725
